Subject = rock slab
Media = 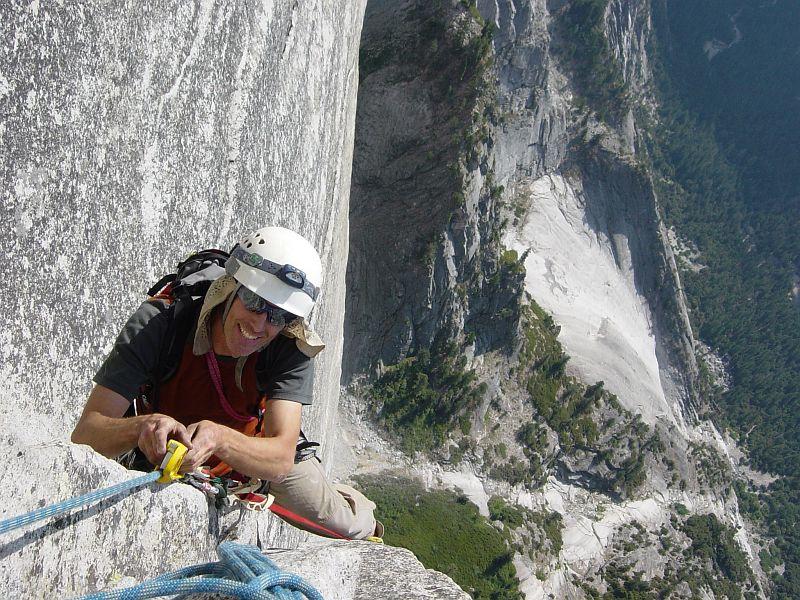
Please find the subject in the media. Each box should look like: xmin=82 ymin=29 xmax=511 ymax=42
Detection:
xmin=271 ymin=540 xmax=471 ymax=600
xmin=0 ymin=0 xmax=366 ymax=595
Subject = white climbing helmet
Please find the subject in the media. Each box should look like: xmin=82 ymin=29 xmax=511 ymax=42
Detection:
xmin=225 ymin=226 xmax=322 ymax=319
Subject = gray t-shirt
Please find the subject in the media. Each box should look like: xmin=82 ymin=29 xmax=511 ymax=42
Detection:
xmin=94 ymin=300 xmax=314 ymax=405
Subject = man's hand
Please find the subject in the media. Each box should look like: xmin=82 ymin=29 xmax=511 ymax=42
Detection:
xmin=182 ymin=420 xmax=223 ymax=473
xmin=72 ymin=385 xmax=195 ymax=461
xmin=137 ymin=414 xmax=193 ymax=466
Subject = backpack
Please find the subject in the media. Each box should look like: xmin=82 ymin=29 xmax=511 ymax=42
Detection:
xmin=147 ymin=248 xmax=231 ymax=300
xmin=145 ymin=249 xmax=231 ymax=405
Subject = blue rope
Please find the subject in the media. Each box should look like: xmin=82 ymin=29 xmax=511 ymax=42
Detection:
xmin=77 ymin=542 xmax=323 ymax=600
xmin=0 ymin=469 xmax=323 ymax=599
xmin=0 ymin=471 xmax=161 ymax=536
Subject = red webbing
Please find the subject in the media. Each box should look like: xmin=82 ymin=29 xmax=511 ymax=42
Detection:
xmin=268 ymin=502 xmax=351 ymax=540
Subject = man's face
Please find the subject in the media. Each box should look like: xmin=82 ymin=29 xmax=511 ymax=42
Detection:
xmin=221 ymin=296 xmax=284 ymax=357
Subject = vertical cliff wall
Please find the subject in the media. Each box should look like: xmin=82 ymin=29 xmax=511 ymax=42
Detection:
xmin=484 ymin=0 xmax=697 ymax=427
xmin=347 ymin=0 xmax=695 ymax=426
xmin=0 ymin=1 xmax=365 ymax=595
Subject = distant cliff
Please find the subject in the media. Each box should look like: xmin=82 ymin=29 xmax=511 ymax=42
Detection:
xmin=347 ymin=0 xmax=698 ymax=431
xmin=343 ymin=0 xmax=764 ymax=597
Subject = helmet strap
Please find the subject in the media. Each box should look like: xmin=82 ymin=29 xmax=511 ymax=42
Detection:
xmin=221 ymin=283 xmax=240 ymax=326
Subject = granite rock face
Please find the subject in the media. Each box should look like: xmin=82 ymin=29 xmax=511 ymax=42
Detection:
xmin=0 ymin=0 xmax=373 ymax=596
xmin=1 ymin=0 xmax=363 ymax=451
xmin=0 ymin=441 xmax=301 ymax=597
xmin=606 ymin=0 xmax=653 ymax=96
xmin=483 ymin=0 xmax=698 ymax=425
xmin=346 ymin=0 xmax=699 ymax=423
xmin=345 ymin=0 xmax=513 ymax=378
xmin=271 ymin=540 xmax=471 ymax=600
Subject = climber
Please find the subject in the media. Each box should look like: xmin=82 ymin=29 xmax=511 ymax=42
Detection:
xmin=71 ymin=226 xmax=382 ymax=540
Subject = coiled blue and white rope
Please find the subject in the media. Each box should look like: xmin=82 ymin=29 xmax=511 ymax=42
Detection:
xmin=77 ymin=542 xmax=323 ymax=600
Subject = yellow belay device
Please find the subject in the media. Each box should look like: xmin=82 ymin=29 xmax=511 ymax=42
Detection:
xmin=157 ymin=439 xmax=189 ymax=483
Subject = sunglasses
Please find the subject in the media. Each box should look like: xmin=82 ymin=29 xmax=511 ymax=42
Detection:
xmin=236 ymin=286 xmax=297 ymax=327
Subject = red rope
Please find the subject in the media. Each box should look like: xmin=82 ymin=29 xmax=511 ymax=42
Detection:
xmin=268 ymin=502 xmax=351 ymax=540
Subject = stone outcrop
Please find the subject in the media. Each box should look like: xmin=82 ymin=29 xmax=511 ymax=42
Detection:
xmin=486 ymin=0 xmax=699 ymax=424
xmin=346 ymin=0 xmax=698 ymax=422
xmin=272 ymin=540 xmax=470 ymax=600
xmin=345 ymin=0 xmax=514 ymax=378
xmin=346 ymin=0 xmax=696 ymax=449
xmin=605 ymin=0 xmax=653 ymax=96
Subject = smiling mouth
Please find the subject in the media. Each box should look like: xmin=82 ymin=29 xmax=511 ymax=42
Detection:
xmin=238 ymin=323 xmax=264 ymax=341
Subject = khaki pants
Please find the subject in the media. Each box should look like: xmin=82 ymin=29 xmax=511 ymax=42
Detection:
xmin=269 ymin=458 xmax=377 ymax=540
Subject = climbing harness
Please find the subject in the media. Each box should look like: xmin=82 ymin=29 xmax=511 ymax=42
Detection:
xmin=183 ymin=468 xmax=384 ymax=543
xmin=0 ymin=441 xmax=324 ymax=599
xmin=199 ymin=354 xmax=382 ymax=534
xmin=77 ymin=542 xmax=323 ymax=600
xmin=184 ymin=468 xmax=274 ymax=512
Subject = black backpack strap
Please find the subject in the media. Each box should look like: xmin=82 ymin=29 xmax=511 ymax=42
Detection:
xmin=149 ymin=295 xmax=204 ymax=412
xmin=147 ymin=273 xmax=176 ymax=297
xmin=139 ymin=248 xmax=231 ymax=416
